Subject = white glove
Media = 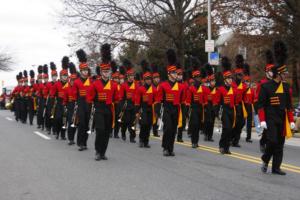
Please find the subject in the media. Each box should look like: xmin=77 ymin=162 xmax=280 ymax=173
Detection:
xmin=290 ymin=122 xmax=296 ymax=130
xmin=260 ymin=121 xmax=267 ymax=130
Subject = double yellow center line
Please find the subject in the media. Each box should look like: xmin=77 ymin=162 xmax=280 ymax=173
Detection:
xmin=150 ymin=136 xmax=300 ymax=174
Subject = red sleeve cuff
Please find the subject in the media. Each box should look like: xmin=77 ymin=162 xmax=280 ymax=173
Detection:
xmin=258 ymin=108 xmax=265 ymax=122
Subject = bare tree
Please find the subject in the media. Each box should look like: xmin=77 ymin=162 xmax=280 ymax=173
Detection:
xmin=61 ymin=0 xmax=209 ymax=66
xmin=214 ymin=0 xmax=300 ymax=99
xmin=0 ymin=51 xmax=13 ymax=71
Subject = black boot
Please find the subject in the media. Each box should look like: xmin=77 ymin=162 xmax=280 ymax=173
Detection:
xmin=261 ymin=162 xmax=268 ymax=173
xmin=272 ymin=169 xmax=286 ymax=175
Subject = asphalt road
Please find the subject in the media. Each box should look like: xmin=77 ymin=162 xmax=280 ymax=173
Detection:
xmin=1 ymin=110 xmax=300 ymax=200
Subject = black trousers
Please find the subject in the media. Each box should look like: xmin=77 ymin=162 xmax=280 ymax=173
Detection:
xmin=232 ymin=104 xmax=245 ymax=145
xmin=67 ymin=101 xmax=77 ymax=142
xmin=28 ymin=98 xmax=35 ymax=125
xmin=37 ymin=97 xmax=45 ymax=127
xmin=44 ymin=98 xmax=53 ymax=131
xmin=94 ymin=105 xmax=112 ymax=156
xmin=113 ymin=103 xmax=120 ymax=137
xmin=189 ymin=105 xmax=202 ymax=145
xmin=14 ymin=98 xmax=21 ymax=121
xmin=121 ymin=108 xmax=136 ymax=140
xmin=77 ymin=99 xmax=90 ymax=147
xmin=20 ymin=98 xmax=28 ymax=123
xmin=162 ymin=106 xmax=178 ymax=152
xmin=245 ymin=103 xmax=253 ymax=140
xmin=219 ymin=107 xmax=234 ymax=151
xmin=139 ymin=107 xmax=153 ymax=145
xmin=53 ymin=101 xmax=66 ymax=139
xmin=177 ymin=104 xmax=187 ymax=140
xmin=261 ymin=120 xmax=285 ymax=170
xmin=204 ymin=104 xmax=217 ymax=140
xmin=260 ymin=130 xmax=267 ymax=146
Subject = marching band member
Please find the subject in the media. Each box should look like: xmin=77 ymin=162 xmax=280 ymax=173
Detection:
xmin=36 ymin=66 xmax=45 ymax=129
xmin=203 ymin=63 xmax=219 ymax=142
xmin=185 ymin=58 xmax=205 ymax=148
xmin=176 ymin=67 xmax=188 ymax=143
xmin=151 ymin=64 xmax=161 ymax=137
xmin=20 ymin=70 xmax=29 ymax=124
xmin=255 ymin=50 xmax=276 ymax=153
xmin=50 ymin=57 xmax=69 ymax=140
xmin=43 ymin=64 xmax=53 ymax=133
xmin=258 ymin=41 xmax=295 ymax=175
xmin=134 ymin=60 xmax=157 ymax=148
xmin=218 ymin=57 xmax=237 ymax=154
xmin=155 ymin=49 xmax=184 ymax=156
xmin=66 ymin=62 xmax=78 ymax=145
xmin=119 ymin=59 xmax=138 ymax=143
xmin=231 ymin=55 xmax=248 ymax=147
xmin=74 ymin=49 xmax=93 ymax=151
xmin=28 ymin=70 xmax=36 ymax=125
xmin=111 ymin=61 xmax=121 ymax=139
xmin=11 ymin=72 xmax=23 ymax=122
xmin=88 ymin=44 xmax=119 ymax=160
xmin=243 ymin=64 xmax=255 ymax=143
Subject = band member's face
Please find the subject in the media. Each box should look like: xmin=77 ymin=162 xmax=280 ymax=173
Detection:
xmin=81 ymin=69 xmax=89 ymax=77
xmin=177 ymin=74 xmax=183 ymax=81
xmin=18 ymin=81 xmax=22 ymax=86
xmin=52 ymin=75 xmax=58 ymax=82
xmin=127 ymin=75 xmax=134 ymax=82
xmin=38 ymin=78 xmax=42 ymax=83
xmin=101 ymin=69 xmax=111 ymax=80
xmin=266 ymin=71 xmax=273 ymax=79
xmin=245 ymin=80 xmax=250 ymax=87
xmin=24 ymin=81 xmax=28 ymax=86
xmin=44 ymin=78 xmax=48 ymax=83
xmin=169 ymin=71 xmax=177 ymax=81
xmin=210 ymin=80 xmax=216 ymax=87
xmin=120 ymin=78 xmax=125 ymax=84
xmin=225 ymin=77 xmax=232 ymax=86
xmin=113 ymin=77 xmax=120 ymax=83
xmin=61 ymin=75 xmax=68 ymax=82
xmin=195 ymin=76 xmax=201 ymax=82
xmin=153 ymin=77 xmax=160 ymax=84
xmin=70 ymin=79 xmax=74 ymax=85
xmin=280 ymin=71 xmax=288 ymax=82
xmin=236 ymin=73 xmax=243 ymax=80
xmin=145 ymin=78 xmax=152 ymax=85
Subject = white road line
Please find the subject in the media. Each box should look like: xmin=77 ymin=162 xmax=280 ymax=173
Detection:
xmin=5 ymin=117 xmax=13 ymax=121
xmin=33 ymin=131 xmax=51 ymax=140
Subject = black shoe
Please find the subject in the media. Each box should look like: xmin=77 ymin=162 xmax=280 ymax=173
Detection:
xmin=163 ymin=150 xmax=170 ymax=156
xmin=139 ymin=142 xmax=144 ymax=148
xmin=219 ymin=148 xmax=226 ymax=154
xmin=246 ymin=139 xmax=253 ymax=143
xmin=192 ymin=144 xmax=198 ymax=148
xmin=144 ymin=144 xmax=151 ymax=148
xmin=122 ymin=136 xmax=126 ymax=141
xmin=130 ymin=139 xmax=136 ymax=143
xmin=101 ymin=155 xmax=108 ymax=160
xmin=169 ymin=151 xmax=175 ymax=156
xmin=261 ymin=162 xmax=268 ymax=173
xmin=177 ymin=138 xmax=184 ymax=143
xmin=114 ymin=135 xmax=120 ymax=139
xmin=30 ymin=122 xmax=33 ymax=125
xmin=37 ymin=125 xmax=41 ymax=129
xmin=95 ymin=153 xmax=101 ymax=161
xmin=61 ymin=137 xmax=66 ymax=140
xmin=272 ymin=169 xmax=286 ymax=175
xmin=82 ymin=146 xmax=88 ymax=150
xmin=68 ymin=141 xmax=75 ymax=145
xmin=208 ymin=138 xmax=214 ymax=142
xmin=225 ymin=150 xmax=232 ymax=154
xmin=78 ymin=146 xmax=84 ymax=151
xmin=232 ymin=143 xmax=241 ymax=148
xmin=153 ymin=134 xmax=160 ymax=137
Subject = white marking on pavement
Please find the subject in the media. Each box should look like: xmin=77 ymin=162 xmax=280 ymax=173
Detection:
xmin=5 ymin=117 xmax=13 ymax=121
xmin=33 ymin=131 xmax=51 ymax=140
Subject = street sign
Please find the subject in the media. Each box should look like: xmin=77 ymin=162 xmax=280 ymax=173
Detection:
xmin=209 ymin=52 xmax=219 ymax=65
xmin=205 ymin=40 xmax=215 ymax=52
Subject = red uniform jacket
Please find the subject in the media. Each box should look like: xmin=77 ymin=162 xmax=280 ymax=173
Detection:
xmin=119 ymin=81 xmax=138 ymax=103
xmin=50 ymin=81 xmax=68 ymax=105
xmin=135 ymin=84 xmax=157 ymax=106
xmin=88 ymin=79 xmax=119 ymax=105
xmin=217 ymin=85 xmax=236 ymax=108
xmin=185 ymin=83 xmax=207 ymax=106
xmin=243 ymin=87 xmax=255 ymax=104
xmin=74 ymin=77 xmax=94 ymax=104
xmin=66 ymin=83 xmax=78 ymax=103
xmin=204 ymin=86 xmax=220 ymax=106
